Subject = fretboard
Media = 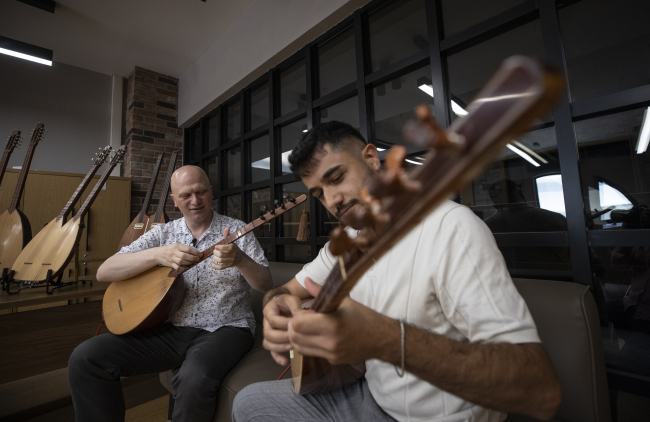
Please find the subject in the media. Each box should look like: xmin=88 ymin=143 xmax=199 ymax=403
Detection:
xmin=138 ymin=153 xmax=165 ymax=223
xmin=74 ymin=153 xmax=123 ymax=221
xmin=152 ymin=150 xmax=179 ymax=223
xmin=56 ymin=162 xmax=104 ymax=222
xmin=8 ymin=140 xmax=38 ymax=213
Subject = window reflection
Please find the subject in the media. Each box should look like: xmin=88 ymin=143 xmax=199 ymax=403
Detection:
xmin=576 ymin=108 xmax=650 ymax=230
xmin=208 ymin=113 xmax=219 ymax=151
xmin=318 ymin=96 xmax=360 ymax=129
xmin=280 ymin=119 xmax=306 ymax=175
xmin=277 ymin=181 xmax=309 ymax=238
xmin=536 ymin=174 xmax=566 ymax=217
xmin=447 ymin=21 xmax=548 ymax=123
xmin=191 ymin=125 xmax=202 ymax=159
xmin=227 ymin=101 xmax=241 ymax=141
xmin=280 ymin=60 xmax=306 ymax=116
xmin=372 ymin=65 xmax=433 ymax=157
xmin=369 ymin=0 xmax=427 ymax=73
xmin=440 ymin=0 xmax=526 ymax=38
xmin=318 ymin=27 xmax=356 ymax=97
xmin=207 ymin=156 xmax=218 ymax=210
xmin=559 ymin=0 xmax=650 ymax=101
xmin=225 ymin=147 xmax=241 ymax=189
xmin=248 ymin=134 xmax=270 ymax=183
xmin=591 ymin=245 xmax=650 ymax=377
xmin=251 ymin=188 xmax=271 ymax=238
xmin=249 ymin=84 xmax=269 ymax=131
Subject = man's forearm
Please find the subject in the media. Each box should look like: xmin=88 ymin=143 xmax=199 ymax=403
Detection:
xmin=96 ymin=249 xmax=160 ymax=282
xmin=237 ymin=253 xmax=273 ymax=292
xmin=375 ymin=321 xmax=561 ymax=419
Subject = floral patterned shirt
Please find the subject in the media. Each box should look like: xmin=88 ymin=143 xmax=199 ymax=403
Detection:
xmin=117 ymin=211 xmax=268 ymax=335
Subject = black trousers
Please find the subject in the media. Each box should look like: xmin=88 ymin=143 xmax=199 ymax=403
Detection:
xmin=68 ymin=322 xmax=253 ymax=422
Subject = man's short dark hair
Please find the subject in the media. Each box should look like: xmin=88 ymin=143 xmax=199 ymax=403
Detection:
xmin=288 ymin=121 xmax=367 ymax=178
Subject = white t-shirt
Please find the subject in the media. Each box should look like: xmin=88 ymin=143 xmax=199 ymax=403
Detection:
xmin=295 ymin=201 xmax=540 ymax=422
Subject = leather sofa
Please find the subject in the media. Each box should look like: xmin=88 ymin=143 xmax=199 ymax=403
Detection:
xmin=160 ymin=263 xmax=611 ymax=422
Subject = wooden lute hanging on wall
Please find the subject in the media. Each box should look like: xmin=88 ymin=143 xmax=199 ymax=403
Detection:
xmin=0 ymin=130 xmax=23 ymax=187
xmin=117 ymin=152 xmax=165 ymax=250
xmin=0 ymin=123 xmax=45 ymax=271
xmin=10 ymin=146 xmax=125 ymax=285
xmin=290 ymin=56 xmax=566 ymax=395
xmin=145 ymin=149 xmax=180 ymax=231
xmin=103 ymin=194 xmax=307 ymax=335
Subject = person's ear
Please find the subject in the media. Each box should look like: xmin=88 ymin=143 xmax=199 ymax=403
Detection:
xmin=362 ymin=144 xmax=381 ymax=171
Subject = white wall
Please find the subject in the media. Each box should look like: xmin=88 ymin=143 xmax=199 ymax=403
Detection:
xmin=0 ymin=55 xmax=113 ymax=174
xmin=178 ymin=0 xmax=372 ymax=127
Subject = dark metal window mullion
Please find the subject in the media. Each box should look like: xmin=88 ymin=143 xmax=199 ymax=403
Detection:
xmin=426 ymin=0 xmax=451 ymax=128
xmin=538 ymin=0 xmax=592 ymax=286
xmin=305 ymin=44 xmax=318 ymax=260
xmin=354 ymin=10 xmax=371 ymax=143
xmin=269 ymin=68 xmax=278 ymax=261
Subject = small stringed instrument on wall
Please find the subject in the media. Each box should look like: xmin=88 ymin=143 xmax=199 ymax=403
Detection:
xmin=117 ymin=152 xmax=165 ymax=250
xmin=10 ymin=146 xmax=125 ymax=285
xmin=0 ymin=123 xmax=45 ymax=271
xmin=103 ymin=194 xmax=308 ymax=335
xmin=0 ymin=130 xmax=23 ymax=187
xmin=145 ymin=149 xmax=179 ymax=232
xmin=290 ymin=56 xmax=565 ymax=395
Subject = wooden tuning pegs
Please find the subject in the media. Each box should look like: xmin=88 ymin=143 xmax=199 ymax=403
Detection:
xmin=403 ymin=104 xmax=465 ymax=152
xmin=328 ymin=226 xmax=355 ymax=256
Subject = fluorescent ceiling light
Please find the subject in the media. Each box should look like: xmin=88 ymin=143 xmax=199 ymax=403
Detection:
xmin=507 ymin=144 xmax=539 ymax=167
xmin=0 ymin=36 xmax=52 ymax=66
xmin=405 ymin=159 xmax=423 ymax=165
xmin=636 ymin=107 xmax=650 ymax=154
xmin=418 ymin=84 xmax=468 ymax=116
xmin=376 ymin=147 xmax=386 ymax=151
xmin=302 ymin=129 xmax=308 ymax=133
xmin=511 ymin=140 xmax=547 ymax=164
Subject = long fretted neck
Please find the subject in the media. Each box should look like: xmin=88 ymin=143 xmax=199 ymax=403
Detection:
xmin=138 ymin=153 xmax=165 ymax=223
xmin=56 ymin=162 xmax=105 ymax=223
xmin=8 ymin=136 xmax=39 ymax=213
xmin=152 ymin=150 xmax=179 ymax=222
xmin=74 ymin=158 xmax=120 ymax=222
xmin=167 ymin=194 xmax=307 ymax=277
xmin=0 ymin=133 xmax=19 ymax=188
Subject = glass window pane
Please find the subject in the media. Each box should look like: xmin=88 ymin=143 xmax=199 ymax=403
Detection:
xmin=227 ymin=100 xmax=241 ymax=141
xmin=251 ymin=188 xmax=271 ymax=238
xmin=207 ymin=156 xmax=219 ymax=210
xmin=208 ymin=113 xmax=219 ymax=150
xmin=248 ymin=134 xmax=270 ymax=183
xmin=464 ymin=126 xmax=567 ymax=231
xmin=441 ymin=0 xmax=526 ymax=38
xmin=190 ymin=125 xmax=202 ymax=159
xmin=373 ymin=65 xmax=433 ymax=156
xmin=280 ymin=60 xmax=306 ymax=116
xmin=250 ymin=83 xmax=269 ymax=131
xmin=318 ymin=27 xmax=356 ymax=97
xmin=225 ymin=146 xmax=241 ymax=189
xmin=576 ymin=108 xmax=650 ymax=230
xmin=319 ymin=96 xmax=359 ymax=129
xmin=225 ymin=194 xmax=241 ymax=220
xmin=590 ymin=245 xmax=650 ymax=377
xmin=261 ymin=242 xmax=274 ymax=262
xmin=280 ymin=119 xmax=306 ymax=175
xmin=447 ymin=21 xmax=547 ymax=123
xmin=559 ymin=0 xmax=650 ymax=102
xmin=277 ymin=181 xmax=310 ymax=238
xmin=369 ymin=0 xmax=427 ymax=73
xmin=278 ymin=245 xmax=311 ymax=264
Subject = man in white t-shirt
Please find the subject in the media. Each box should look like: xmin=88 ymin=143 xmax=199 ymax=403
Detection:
xmin=232 ymin=122 xmax=562 ymax=422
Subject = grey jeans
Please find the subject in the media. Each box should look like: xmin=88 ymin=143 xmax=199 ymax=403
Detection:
xmin=233 ymin=378 xmax=397 ymax=422
xmin=68 ymin=322 xmax=253 ymax=422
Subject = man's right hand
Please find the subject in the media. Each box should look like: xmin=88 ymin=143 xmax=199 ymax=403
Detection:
xmin=158 ymin=243 xmax=202 ymax=271
xmin=262 ymin=294 xmax=305 ymax=366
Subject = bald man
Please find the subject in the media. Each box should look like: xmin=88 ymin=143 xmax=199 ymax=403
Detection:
xmin=68 ymin=166 xmax=272 ymax=422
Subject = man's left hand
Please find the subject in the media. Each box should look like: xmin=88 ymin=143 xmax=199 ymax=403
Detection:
xmin=287 ymin=278 xmax=396 ymax=365
xmin=211 ymin=227 xmax=243 ymax=270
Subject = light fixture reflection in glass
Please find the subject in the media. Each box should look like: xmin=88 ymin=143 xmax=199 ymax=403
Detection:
xmin=636 ymin=107 xmax=650 ymax=154
xmin=405 ymin=159 xmax=423 ymax=166
xmin=506 ymin=144 xmax=539 ymax=167
xmin=0 ymin=47 xmax=52 ymax=66
xmin=252 ymin=151 xmax=292 ymax=173
xmin=417 ymin=84 xmax=468 ymax=116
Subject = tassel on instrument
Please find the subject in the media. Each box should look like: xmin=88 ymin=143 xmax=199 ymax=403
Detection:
xmin=297 ymin=207 xmax=308 ymax=242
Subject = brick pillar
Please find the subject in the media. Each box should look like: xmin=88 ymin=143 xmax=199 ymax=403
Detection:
xmin=124 ymin=67 xmax=183 ymax=221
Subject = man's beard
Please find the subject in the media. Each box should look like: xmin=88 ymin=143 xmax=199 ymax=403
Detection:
xmin=334 ymin=161 xmax=376 ymax=221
